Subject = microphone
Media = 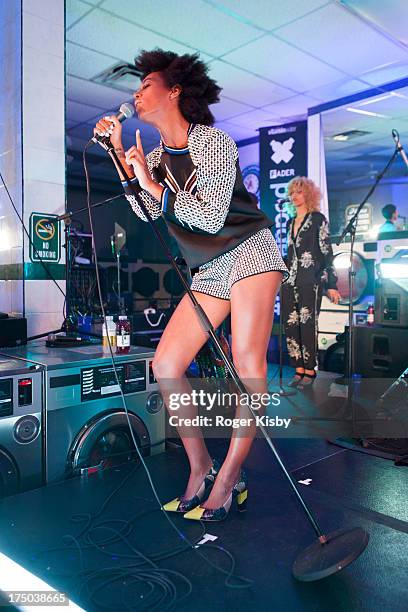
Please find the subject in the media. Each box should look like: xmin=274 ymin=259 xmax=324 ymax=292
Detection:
xmin=91 ymin=102 xmax=135 ymax=146
xmin=391 ymin=129 xmax=408 ymax=170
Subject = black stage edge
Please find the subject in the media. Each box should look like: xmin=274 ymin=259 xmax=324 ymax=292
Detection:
xmin=0 ymin=435 xmax=407 ymax=611
xmin=330 ymin=437 xmax=408 ymax=464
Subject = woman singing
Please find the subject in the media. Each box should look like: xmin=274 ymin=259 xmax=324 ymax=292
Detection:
xmin=281 ymin=177 xmax=340 ymax=388
xmin=94 ymin=49 xmax=287 ymax=521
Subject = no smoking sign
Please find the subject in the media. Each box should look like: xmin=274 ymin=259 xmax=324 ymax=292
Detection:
xmin=29 ymin=212 xmax=60 ymax=263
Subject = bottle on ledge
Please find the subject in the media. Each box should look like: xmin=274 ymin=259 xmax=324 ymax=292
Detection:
xmin=367 ymin=303 xmax=375 ymax=326
xmin=116 ymin=315 xmax=131 ymax=354
xmin=102 ymin=315 xmax=117 ymax=352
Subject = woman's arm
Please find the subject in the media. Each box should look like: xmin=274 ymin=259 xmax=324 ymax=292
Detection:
xmin=93 ymin=117 xmax=163 ymax=223
xmin=124 ymin=128 xmax=238 ymax=230
xmin=122 ymin=177 xmax=164 ymax=223
xmin=160 ymin=130 xmax=238 ymax=233
xmin=317 ymin=215 xmax=340 ymax=301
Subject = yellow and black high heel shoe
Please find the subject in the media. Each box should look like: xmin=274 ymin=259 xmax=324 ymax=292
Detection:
xmin=162 ymin=459 xmax=220 ymax=513
xmin=183 ymin=469 xmax=248 ymax=522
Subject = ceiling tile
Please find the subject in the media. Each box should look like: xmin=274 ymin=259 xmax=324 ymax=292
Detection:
xmin=215 ymin=121 xmax=257 ymax=142
xmin=202 ymin=0 xmax=329 ymax=31
xmin=66 ymin=0 xmax=94 ymax=29
xmin=211 ymin=96 xmax=254 ymax=122
xmin=208 ymin=60 xmax=296 ymax=106
xmin=66 ymin=99 xmax=106 ymax=123
xmin=66 ymin=42 xmax=121 ymax=79
xmin=67 ymin=7 xmax=197 ymax=62
xmin=67 ymin=75 xmax=131 ymax=109
xmin=359 ymin=61 xmax=408 ymax=87
xmin=305 ymin=78 xmax=371 ymax=103
xmin=343 ymin=0 xmax=408 ymax=46
xmin=225 ymin=108 xmax=281 ymax=130
xmin=100 ymin=0 xmax=261 ymax=56
xmin=223 ymin=35 xmax=344 ymax=91
xmin=261 ymin=94 xmax=320 ymax=119
xmin=275 ymin=3 xmax=408 ymax=76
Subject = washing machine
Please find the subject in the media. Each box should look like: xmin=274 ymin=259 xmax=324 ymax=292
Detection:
xmin=0 ymin=357 xmax=44 ymax=498
xmin=1 ymin=343 xmax=164 ymax=484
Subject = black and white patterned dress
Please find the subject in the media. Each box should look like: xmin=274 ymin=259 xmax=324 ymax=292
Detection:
xmin=123 ymin=124 xmax=288 ymax=300
xmin=281 ymin=211 xmax=338 ymax=369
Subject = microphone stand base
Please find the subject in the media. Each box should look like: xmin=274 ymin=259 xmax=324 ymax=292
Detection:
xmin=293 ymin=527 xmax=369 ymax=582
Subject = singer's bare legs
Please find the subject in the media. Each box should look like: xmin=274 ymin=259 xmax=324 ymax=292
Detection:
xmin=202 ymin=271 xmax=281 ymax=509
xmin=152 ymin=271 xmax=282 ymax=508
xmin=152 ymin=291 xmax=230 ymax=499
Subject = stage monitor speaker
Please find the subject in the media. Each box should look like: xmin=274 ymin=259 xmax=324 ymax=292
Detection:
xmin=0 ymin=317 xmax=27 ymax=348
xmin=345 ymin=325 xmax=408 ymax=378
xmin=375 ymin=279 xmax=408 ymax=327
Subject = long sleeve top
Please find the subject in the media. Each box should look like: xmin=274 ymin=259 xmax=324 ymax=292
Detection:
xmin=122 ymin=124 xmax=272 ymax=269
xmin=286 ymin=211 xmax=338 ymax=290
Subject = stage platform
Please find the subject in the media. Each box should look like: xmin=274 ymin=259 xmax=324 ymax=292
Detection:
xmin=0 ymin=367 xmax=406 ymax=610
xmin=0 ymin=439 xmax=407 ymax=608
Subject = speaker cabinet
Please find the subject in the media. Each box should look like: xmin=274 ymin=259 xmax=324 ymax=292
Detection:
xmin=375 ymin=279 xmax=408 ymax=328
xmin=346 ymin=325 xmax=408 ymax=378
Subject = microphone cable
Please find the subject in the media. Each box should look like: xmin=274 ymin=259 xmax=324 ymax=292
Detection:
xmin=82 ymin=140 xmax=253 ymax=597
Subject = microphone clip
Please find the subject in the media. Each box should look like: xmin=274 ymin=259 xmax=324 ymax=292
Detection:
xmin=90 ymin=133 xmax=114 ymax=152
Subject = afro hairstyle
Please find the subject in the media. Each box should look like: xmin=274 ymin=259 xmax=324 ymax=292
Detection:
xmin=134 ymin=48 xmax=221 ymax=126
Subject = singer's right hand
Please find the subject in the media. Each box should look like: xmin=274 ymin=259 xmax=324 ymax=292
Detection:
xmin=94 ymin=116 xmax=123 ymax=149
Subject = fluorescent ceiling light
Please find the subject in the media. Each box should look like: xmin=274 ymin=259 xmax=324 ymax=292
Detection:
xmin=346 ymin=107 xmax=388 ymax=118
xmin=331 ymin=129 xmax=370 ymax=141
xmin=357 ymin=94 xmax=394 ymax=106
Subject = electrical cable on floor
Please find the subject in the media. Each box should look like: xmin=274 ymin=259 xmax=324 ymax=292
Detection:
xmin=27 ymin=465 xmax=248 ymax=609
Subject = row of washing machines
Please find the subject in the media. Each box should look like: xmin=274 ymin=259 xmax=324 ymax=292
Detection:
xmin=0 ymin=343 xmax=165 ymax=499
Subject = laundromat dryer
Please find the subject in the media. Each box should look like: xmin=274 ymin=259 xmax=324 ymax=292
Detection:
xmin=1 ymin=343 xmax=165 ymax=484
xmin=0 ymin=357 xmax=44 ymax=498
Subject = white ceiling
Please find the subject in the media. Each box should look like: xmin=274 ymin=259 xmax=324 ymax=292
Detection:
xmin=65 ymin=0 xmax=408 ymax=188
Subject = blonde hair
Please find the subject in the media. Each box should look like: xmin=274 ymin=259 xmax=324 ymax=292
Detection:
xmin=286 ymin=176 xmax=321 ymax=217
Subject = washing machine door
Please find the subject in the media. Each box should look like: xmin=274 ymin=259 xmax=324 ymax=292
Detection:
xmin=333 ymin=251 xmax=369 ymax=304
xmin=0 ymin=448 xmax=19 ymax=498
xmin=69 ymin=410 xmax=151 ymax=477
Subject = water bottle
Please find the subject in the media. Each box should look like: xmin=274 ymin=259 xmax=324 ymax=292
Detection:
xmin=116 ymin=315 xmax=131 ymax=354
xmin=102 ymin=315 xmax=117 ymax=352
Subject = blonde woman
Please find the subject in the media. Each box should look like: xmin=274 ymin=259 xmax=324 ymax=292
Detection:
xmin=282 ymin=177 xmax=340 ymax=388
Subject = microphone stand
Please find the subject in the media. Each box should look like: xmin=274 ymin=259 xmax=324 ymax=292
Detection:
xmin=272 ymin=201 xmax=296 ymax=397
xmin=57 ymin=193 xmax=124 ymax=223
xmin=336 ymin=144 xmax=399 ymax=430
xmin=86 ymin=132 xmax=369 ymax=580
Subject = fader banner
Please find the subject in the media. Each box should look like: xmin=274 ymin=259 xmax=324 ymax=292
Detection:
xmin=259 ymin=120 xmax=307 ymax=258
